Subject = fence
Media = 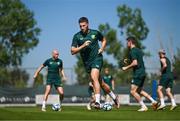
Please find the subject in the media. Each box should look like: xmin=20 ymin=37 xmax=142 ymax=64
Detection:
xmin=0 ymin=84 xmax=180 ymax=106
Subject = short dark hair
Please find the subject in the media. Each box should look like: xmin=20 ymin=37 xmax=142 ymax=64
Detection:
xmin=79 ymin=17 xmax=89 ymax=23
xmin=126 ymin=36 xmax=136 ymax=44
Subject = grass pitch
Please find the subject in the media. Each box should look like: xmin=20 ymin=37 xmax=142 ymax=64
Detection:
xmin=0 ymin=105 xmax=179 ymax=121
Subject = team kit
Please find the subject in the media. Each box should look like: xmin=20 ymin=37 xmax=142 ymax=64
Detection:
xmin=33 ymin=17 xmax=177 ymax=112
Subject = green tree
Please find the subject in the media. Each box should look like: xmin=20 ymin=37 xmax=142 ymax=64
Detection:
xmin=74 ymin=4 xmax=149 ymax=85
xmin=0 ymin=0 xmax=40 ymax=87
xmin=117 ymin=4 xmax=149 ymax=51
xmin=0 ymin=68 xmax=29 ymax=87
xmin=0 ymin=0 xmax=40 ymax=66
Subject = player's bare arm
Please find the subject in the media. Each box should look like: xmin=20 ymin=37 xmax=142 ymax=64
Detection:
xmin=122 ymin=59 xmax=138 ymax=71
xmin=71 ymin=40 xmax=91 ymax=55
xmin=160 ymin=58 xmax=167 ymax=72
xmin=33 ymin=64 xmax=45 ymax=79
xmin=60 ymin=68 xmax=67 ymax=81
xmin=98 ymin=37 xmax=106 ymax=54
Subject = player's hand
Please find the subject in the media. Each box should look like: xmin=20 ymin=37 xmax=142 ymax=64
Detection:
xmin=83 ymin=40 xmax=91 ymax=47
xmin=122 ymin=66 xmax=128 ymax=71
xmin=98 ymin=48 xmax=103 ymax=54
xmin=62 ymin=76 xmax=67 ymax=82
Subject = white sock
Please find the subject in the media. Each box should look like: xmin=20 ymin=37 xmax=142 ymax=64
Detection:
xmin=139 ymin=100 xmax=146 ymax=108
xmin=160 ymin=98 xmax=165 ymax=106
xmin=108 ymin=91 xmax=116 ymax=100
xmin=42 ymin=101 xmax=46 ymax=108
xmin=171 ymin=98 xmax=176 ymax=106
xmin=149 ymin=97 xmax=156 ymax=103
xmin=95 ymin=94 xmax=100 ymax=104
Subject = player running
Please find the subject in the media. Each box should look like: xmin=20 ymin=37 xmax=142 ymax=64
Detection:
xmin=157 ymin=49 xmax=177 ymax=110
xmin=122 ymin=37 xmax=157 ymax=111
xmin=71 ymin=17 xmax=119 ymax=109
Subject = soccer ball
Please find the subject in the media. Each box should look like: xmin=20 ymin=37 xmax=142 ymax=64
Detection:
xmin=52 ymin=103 xmax=61 ymax=111
xmin=102 ymin=102 xmax=112 ymax=111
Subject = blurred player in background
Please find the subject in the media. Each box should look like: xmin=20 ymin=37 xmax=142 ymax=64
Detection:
xmin=157 ymin=49 xmax=177 ymax=110
xmin=71 ymin=17 xmax=119 ymax=109
xmin=33 ymin=49 xmax=67 ymax=112
xmin=102 ymin=68 xmax=115 ymax=105
xmin=122 ymin=37 xmax=157 ymax=111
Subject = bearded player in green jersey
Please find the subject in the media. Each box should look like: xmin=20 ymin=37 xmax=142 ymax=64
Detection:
xmin=71 ymin=17 xmax=119 ymax=109
xmin=122 ymin=37 xmax=157 ymax=111
xmin=33 ymin=49 xmax=67 ymax=112
xmin=157 ymin=49 xmax=177 ymax=110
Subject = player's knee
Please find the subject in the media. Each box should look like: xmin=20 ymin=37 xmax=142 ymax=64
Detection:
xmin=57 ymin=90 xmax=64 ymax=95
xmin=59 ymin=90 xmax=64 ymax=95
xmin=101 ymin=82 xmax=106 ymax=88
xmin=130 ymin=90 xmax=136 ymax=95
xmin=91 ymin=76 xmax=98 ymax=82
xmin=139 ymin=91 xmax=143 ymax=95
xmin=157 ymin=88 xmax=162 ymax=93
xmin=166 ymin=90 xmax=171 ymax=96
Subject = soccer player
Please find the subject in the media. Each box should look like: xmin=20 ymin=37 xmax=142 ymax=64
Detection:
xmin=33 ymin=49 xmax=67 ymax=112
xmin=102 ymin=68 xmax=115 ymax=104
xmin=122 ymin=37 xmax=157 ymax=111
xmin=71 ymin=17 xmax=119 ymax=109
xmin=157 ymin=49 xmax=177 ymax=110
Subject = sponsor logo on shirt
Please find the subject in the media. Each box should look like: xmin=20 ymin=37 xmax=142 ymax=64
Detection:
xmin=95 ymin=65 xmax=99 ymax=68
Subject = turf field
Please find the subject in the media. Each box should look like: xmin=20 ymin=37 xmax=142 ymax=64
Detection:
xmin=0 ymin=105 xmax=179 ymax=121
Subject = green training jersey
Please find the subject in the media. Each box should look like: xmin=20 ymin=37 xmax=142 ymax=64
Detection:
xmin=102 ymin=75 xmax=113 ymax=89
xmin=71 ymin=29 xmax=103 ymax=64
xmin=43 ymin=58 xmax=63 ymax=80
xmin=161 ymin=57 xmax=173 ymax=78
xmin=129 ymin=47 xmax=146 ymax=78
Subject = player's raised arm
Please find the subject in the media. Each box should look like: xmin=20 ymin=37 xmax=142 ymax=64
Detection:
xmin=33 ymin=64 xmax=45 ymax=79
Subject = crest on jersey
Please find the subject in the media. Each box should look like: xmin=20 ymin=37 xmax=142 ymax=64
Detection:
xmin=57 ymin=62 xmax=60 ymax=65
xmin=80 ymin=37 xmax=83 ymax=40
xmin=91 ymin=35 xmax=96 ymax=39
